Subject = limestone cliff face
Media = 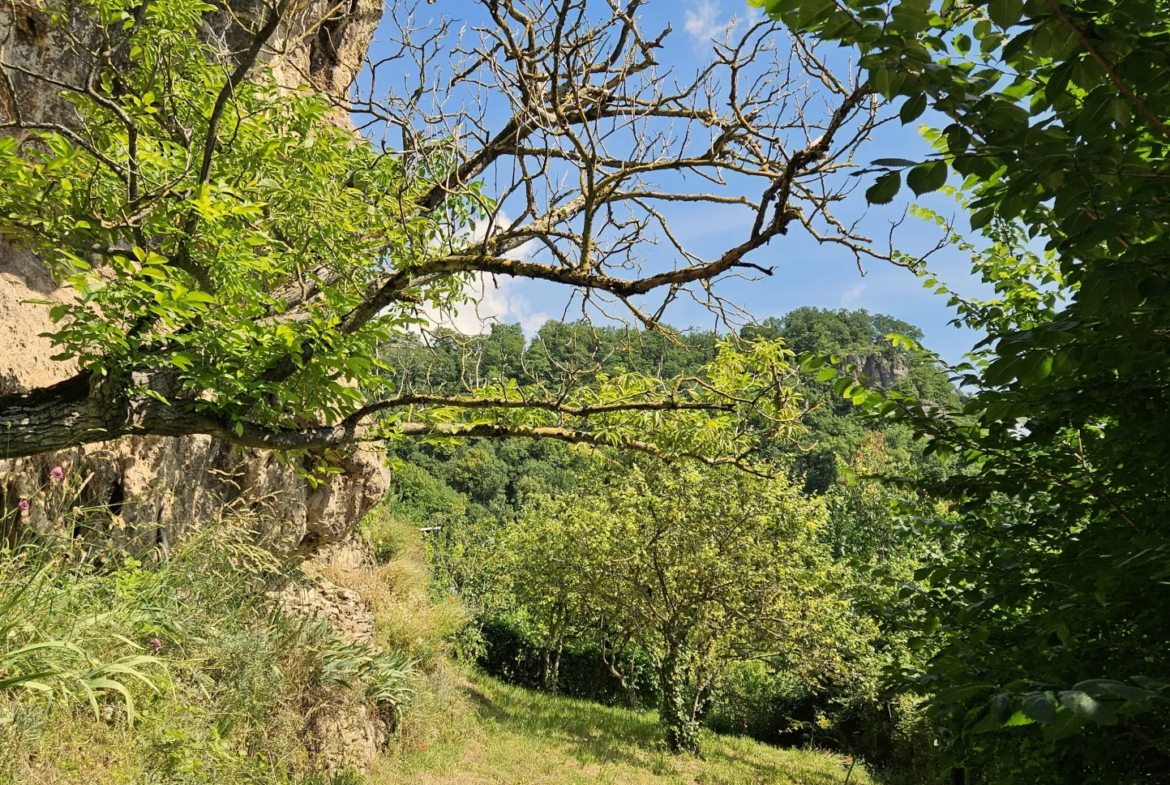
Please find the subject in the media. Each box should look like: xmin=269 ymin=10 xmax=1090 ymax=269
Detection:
xmin=0 ymin=0 xmax=382 ymax=123
xmin=843 ymin=351 xmax=912 ymax=389
xmin=0 ymin=0 xmax=388 ymax=550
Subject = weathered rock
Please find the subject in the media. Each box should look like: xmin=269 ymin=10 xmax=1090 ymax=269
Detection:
xmin=0 ymin=0 xmax=382 ymax=125
xmin=0 ymin=241 xmax=73 ymax=395
xmin=843 ymin=351 xmax=912 ymax=389
xmin=305 ymin=685 xmax=389 ymax=776
xmin=271 ymin=571 xmax=376 ymax=647
xmin=272 ymin=542 xmax=389 ymax=775
xmin=0 ymin=0 xmax=390 ymax=550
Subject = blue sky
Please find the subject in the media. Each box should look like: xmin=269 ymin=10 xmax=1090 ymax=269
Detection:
xmin=359 ymin=0 xmax=993 ymax=364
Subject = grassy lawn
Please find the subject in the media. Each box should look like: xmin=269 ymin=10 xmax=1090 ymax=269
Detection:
xmin=375 ymin=673 xmax=869 ymax=785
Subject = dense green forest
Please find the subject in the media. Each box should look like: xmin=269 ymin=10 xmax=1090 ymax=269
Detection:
xmin=3 ymin=0 xmax=1170 ymax=782
xmin=379 ymin=309 xmax=959 ymax=772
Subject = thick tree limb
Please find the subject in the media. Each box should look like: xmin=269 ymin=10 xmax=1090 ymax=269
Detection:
xmin=0 ymin=374 xmax=742 ymax=464
xmin=0 ymin=0 xmax=884 ymax=464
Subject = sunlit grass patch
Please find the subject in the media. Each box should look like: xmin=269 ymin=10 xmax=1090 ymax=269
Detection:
xmin=376 ymin=673 xmax=869 ymax=785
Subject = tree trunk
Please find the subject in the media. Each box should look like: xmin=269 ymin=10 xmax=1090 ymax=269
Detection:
xmin=541 ymin=635 xmax=563 ymax=693
xmin=659 ymin=645 xmax=700 ymax=755
xmin=0 ymin=370 xmax=369 ymax=458
xmin=547 ymin=638 xmax=563 ymax=693
xmin=0 ymin=372 xmax=120 ymax=457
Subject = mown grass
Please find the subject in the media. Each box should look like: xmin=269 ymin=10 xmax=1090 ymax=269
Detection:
xmin=375 ymin=673 xmax=870 ymax=785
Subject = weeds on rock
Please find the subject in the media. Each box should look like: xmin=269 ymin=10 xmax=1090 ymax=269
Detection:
xmin=0 ymin=508 xmax=432 ymax=783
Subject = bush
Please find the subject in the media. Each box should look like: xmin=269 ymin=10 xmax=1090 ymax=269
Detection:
xmin=704 ymin=661 xmax=940 ymax=784
xmin=385 ymin=463 xmax=466 ymax=528
xmin=477 ymin=617 xmax=659 ymax=710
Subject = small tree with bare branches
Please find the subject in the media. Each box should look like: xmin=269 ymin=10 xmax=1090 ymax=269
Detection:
xmin=0 ymin=0 xmax=886 ymax=464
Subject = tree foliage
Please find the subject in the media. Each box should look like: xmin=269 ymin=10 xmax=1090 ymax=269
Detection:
xmin=498 ymin=460 xmax=860 ymax=754
xmin=756 ymin=0 xmax=1170 ymax=778
xmin=0 ymin=0 xmax=885 ymax=466
xmin=382 ymin=313 xmax=958 ymax=503
xmin=382 ymin=312 xmax=955 ymax=764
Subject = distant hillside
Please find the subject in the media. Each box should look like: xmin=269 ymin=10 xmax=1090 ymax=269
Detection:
xmin=378 ymin=308 xmax=959 ymax=504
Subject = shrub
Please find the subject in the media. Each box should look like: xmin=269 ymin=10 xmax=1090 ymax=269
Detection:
xmin=704 ymin=661 xmax=940 ymax=784
xmin=477 ymin=616 xmax=659 ymax=710
xmin=0 ymin=509 xmax=424 ymax=783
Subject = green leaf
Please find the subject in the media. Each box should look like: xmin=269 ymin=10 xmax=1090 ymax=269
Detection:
xmin=1003 ymin=710 xmax=1034 ymax=727
xmin=935 ymin=683 xmax=996 ymax=703
xmin=797 ymin=0 xmax=834 ymax=26
xmin=870 ymin=65 xmax=906 ymax=100
xmin=0 ymin=672 xmax=55 ymax=691
xmin=1059 ymin=691 xmax=1119 ymax=725
xmin=990 ymin=691 xmax=1013 ymax=723
xmin=970 ymin=206 xmax=995 ymax=230
xmin=1022 ymin=692 xmax=1056 ymax=724
xmin=1072 ymin=679 xmax=1155 ymax=704
xmin=891 ymin=0 xmax=929 ymax=33
xmin=945 ymin=124 xmax=971 ymax=153
xmin=907 ymin=161 xmax=948 ymax=195
xmin=988 ymin=0 xmax=1024 ymax=28
xmin=866 ymin=171 xmax=902 ymax=204
xmin=1017 ymin=352 xmax=1054 ymax=383
xmin=170 ymin=352 xmax=196 ymax=370
xmin=900 ymin=92 xmax=927 ymax=124
xmin=1043 ymin=706 xmax=1086 ymax=740
xmin=969 ymin=712 xmax=1003 ymax=734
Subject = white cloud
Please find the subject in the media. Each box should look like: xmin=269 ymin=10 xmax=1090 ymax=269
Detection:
xmin=684 ymin=2 xmax=762 ymax=45
xmin=840 ymin=283 xmax=865 ymax=307
xmin=685 ymin=1 xmax=725 ymax=42
xmin=422 ymin=216 xmax=550 ymax=336
xmin=434 ymin=273 xmax=549 ymax=336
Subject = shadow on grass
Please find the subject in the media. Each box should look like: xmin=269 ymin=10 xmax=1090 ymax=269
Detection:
xmin=456 ymin=676 xmax=868 ymax=784
xmin=703 ymin=744 xmax=853 ymax=785
xmin=461 ymin=679 xmax=665 ymax=770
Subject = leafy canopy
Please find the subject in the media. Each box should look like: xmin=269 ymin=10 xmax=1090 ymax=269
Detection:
xmin=498 ymin=459 xmax=863 ymax=753
xmin=0 ymin=0 xmax=813 ymax=466
xmin=756 ymin=0 xmax=1170 ymax=779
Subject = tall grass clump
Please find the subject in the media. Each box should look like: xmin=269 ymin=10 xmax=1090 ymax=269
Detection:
xmin=0 ymin=503 xmax=420 ymax=784
xmin=354 ymin=513 xmax=480 ymax=759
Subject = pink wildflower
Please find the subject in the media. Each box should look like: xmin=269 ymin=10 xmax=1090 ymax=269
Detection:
xmin=18 ymin=499 xmax=29 ymax=512
xmin=150 ymin=638 xmax=162 ymax=653
xmin=50 ymin=466 xmax=64 ymax=481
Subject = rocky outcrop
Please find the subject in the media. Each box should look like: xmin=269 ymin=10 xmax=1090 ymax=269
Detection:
xmin=0 ymin=0 xmax=389 ymax=550
xmin=304 ymin=689 xmax=390 ymax=776
xmin=273 ymin=574 xmax=376 ymax=647
xmin=0 ymin=0 xmax=382 ymax=124
xmin=273 ymin=542 xmax=390 ymax=775
xmin=843 ymin=351 xmax=912 ymax=389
